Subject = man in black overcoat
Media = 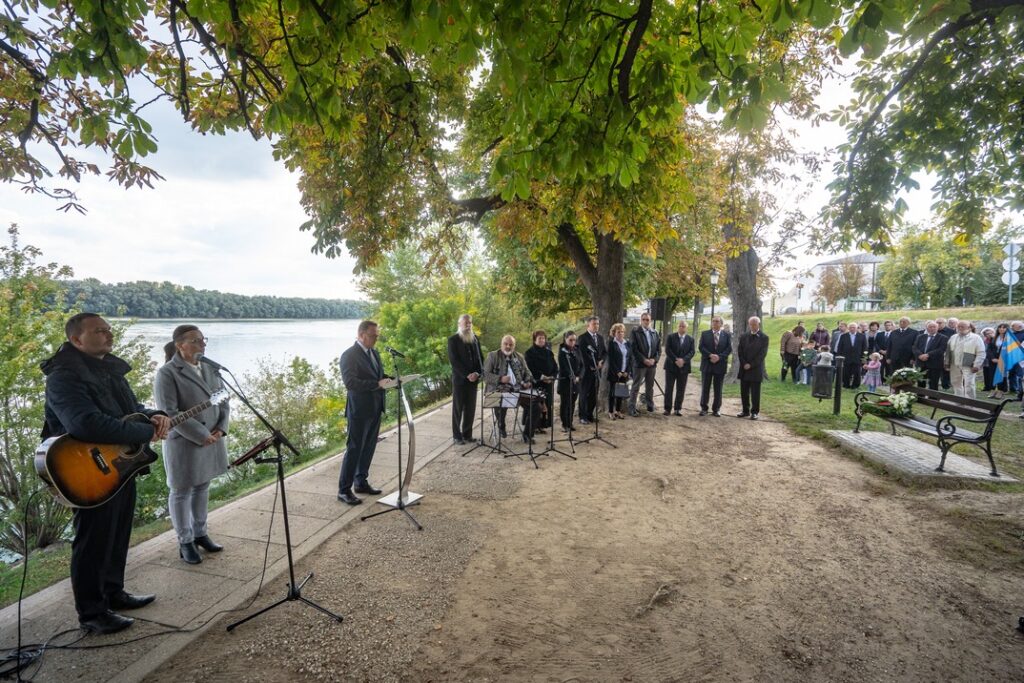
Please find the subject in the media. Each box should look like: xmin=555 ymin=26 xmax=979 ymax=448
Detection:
xmin=887 ymin=316 xmax=919 ymax=374
xmin=912 ymin=320 xmax=948 ymax=390
xmin=736 ymin=316 xmax=770 ymax=420
xmin=835 ymin=319 xmax=867 ymax=388
xmin=698 ymin=315 xmax=731 ymax=416
xmin=662 ymin=320 xmax=695 ymax=415
xmin=447 ymin=314 xmax=484 ymax=444
xmin=577 ymin=315 xmax=606 ymax=424
xmin=338 ymin=320 xmax=388 ymax=505
xmin=41 ymin=313 xmax=170 ymax=634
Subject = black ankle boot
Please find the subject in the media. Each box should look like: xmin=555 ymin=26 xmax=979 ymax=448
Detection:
xmin=194 ymin=535 xmax=223 ymax=552
xmin=179 ymin=542 xmax=202 ymax=564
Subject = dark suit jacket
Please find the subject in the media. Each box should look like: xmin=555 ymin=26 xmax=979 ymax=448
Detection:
xmin=340 ymin=342 xmax=385 ymax=418
xmin=663 ymin=332 xmax=695 ymax=374
xmin=698 ymin=329 xmax=732 ymax=375
xmin=912 ymin=333 xmax=948 ymax=370
xmin=578 ymin=330 xmax=606 ymax=374
xmin=447 ymin=333 xmax=484 ymax=385
xmin=836 ymin=331 xmax=866 ymax=363
xmin=887 ymin=327 xmax=919 ymax=365
xmin=875 ymin=330 xmax=892 ymax=356
xmin=737 ymin=331 xmax=770 ymax=382
xmin=605 ymin=339 xmax=634 ymax=381
xmin=630 ymin=326 xmax=661 ymax=365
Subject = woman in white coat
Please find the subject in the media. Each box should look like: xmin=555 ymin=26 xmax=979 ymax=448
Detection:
xmin=154 ymin=325 xmax=229 ymax=564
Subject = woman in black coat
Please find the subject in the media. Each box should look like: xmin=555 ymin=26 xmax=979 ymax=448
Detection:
xmin=605 ymin=323 xmax=634 ymax=419
xmin=557 ymin=331 xmax=583 ymax=432
xmin=524 ymin=330 xmax=557 ymax=430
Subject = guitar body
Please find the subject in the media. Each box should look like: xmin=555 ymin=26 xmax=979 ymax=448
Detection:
xmin=35 ymin=413 xmax=157 ymax=509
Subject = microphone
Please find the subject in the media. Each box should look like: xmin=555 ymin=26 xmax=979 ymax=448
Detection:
xmin=197 ymin=354 xmax=228 ymax=371
xmin=385 ymin=346 xmax=406 ymax=358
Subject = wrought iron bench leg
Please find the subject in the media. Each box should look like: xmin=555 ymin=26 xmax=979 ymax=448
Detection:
xmin=982 ymin=442 xmax=999 ymax=477
xmin=936 ymin=440 xmax=949 ymax=472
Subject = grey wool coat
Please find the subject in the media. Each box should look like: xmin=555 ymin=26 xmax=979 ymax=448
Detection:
xmin=153 ymin=354 xmax=230 ymax=490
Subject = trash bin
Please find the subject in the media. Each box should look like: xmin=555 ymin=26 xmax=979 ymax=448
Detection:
xmin=811 ymin=364 xmax=834 ymax=399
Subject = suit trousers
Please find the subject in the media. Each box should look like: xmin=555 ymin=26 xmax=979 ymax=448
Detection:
xmin=167 ymin=481 xmax=211 ymax=544
xmin=578 ymin=371 xmax=599 ymax=421
xmin=740 ymin=380 xmax=762 ymax=415
xmin=71 ymin=479 xmax=136 ymax=621
xmin=842 ymin=359 xmax=861 ymax=388
xmin=700 ymin=372 xmax=724 ymax=412
xmin=559 ymin=384 xmax=578 ymax=429
xmin=950 ymin=365 xmax=978 ymax=398
xmin=338 ymin=409 xmax=382 ymax=492
xmin=629 ymin=363 xmax=657 ymax=411
xmin=917 ymin=367 xmax=942 ymax=391
xmin=664 ymin=370 xmax=689 ymax=411
xmin=451 ymin=381 xmax=478 ymax=440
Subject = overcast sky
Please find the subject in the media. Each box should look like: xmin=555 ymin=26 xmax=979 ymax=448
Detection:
xmin=0 ymin=69 xmax=940 ymax=302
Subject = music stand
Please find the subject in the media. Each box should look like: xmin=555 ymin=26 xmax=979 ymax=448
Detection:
xmin=361 ymin=355 xmax=423 ymax=530
xmin=218 ymin=368 xmax=343 ymax=632
xmin=503 ymin=388 xmax=541 ymax=469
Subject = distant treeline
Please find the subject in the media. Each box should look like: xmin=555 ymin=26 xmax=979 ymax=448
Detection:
xmin=61 ymin=279 xmax=368 ymax=319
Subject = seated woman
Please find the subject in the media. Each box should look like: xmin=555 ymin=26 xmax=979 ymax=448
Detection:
xmin=154 ymin=325 xmax=230 ymax=565
xmin=557 ymin=331 xmax=583 ymax=432
xmin=605 ymin=323 xmax=633 ymax=419
xmin=524 ymin=330 xmax=556 ymax=432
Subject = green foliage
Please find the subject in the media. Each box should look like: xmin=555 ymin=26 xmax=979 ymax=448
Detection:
xmin=879 ymin=228 xmax=982 ymax=307
xmin=63 ymin=279 xmax=367 ymax=319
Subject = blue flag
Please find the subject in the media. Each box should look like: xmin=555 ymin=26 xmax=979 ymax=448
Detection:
xmin=994 ymin=336 xmax=1024 ymax=384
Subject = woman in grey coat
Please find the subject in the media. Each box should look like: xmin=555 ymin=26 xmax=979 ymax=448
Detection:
xmin=154 ymin=325 xmax=229 ymax=564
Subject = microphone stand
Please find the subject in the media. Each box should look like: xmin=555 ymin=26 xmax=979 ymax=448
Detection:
xmin=461 ymin=381 xmax=488 ymax=457
xmin=361 ymin=350 xmax=423 ymax=530
xmin=216 ymin=366 xmax=343 ymax=632
xmin=577 ymin=348 xmax=616 ymax=449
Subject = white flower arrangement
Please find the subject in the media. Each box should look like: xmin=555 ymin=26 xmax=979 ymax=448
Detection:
xmin=887 ymin=391 xmax=916 ymax=416
xmin=889 ymin=367 xmax=924 ymax=385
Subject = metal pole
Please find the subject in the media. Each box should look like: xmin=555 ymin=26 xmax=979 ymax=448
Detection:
xmin=1010 ymin=250 xmax=1016 ymax=306
xmin=710 ymin=284 xmax=716 ymax=320
xmin=833 ymin=356 xmax=845 ymax=416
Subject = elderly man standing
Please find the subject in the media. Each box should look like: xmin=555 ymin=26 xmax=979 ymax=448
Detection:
xmin=736 ymin=316 xmax=769 ymax=420
xmin=945 ymin=320 xmax=986 ymax=398
xmin=938 ymin=317 xmax=957 ymax=390
xmin=887 ymin=316 xmax=919 ymax=373
xmin=628 ymin=312 xmax=661 ymax=416
xmin=448 ymin=314 xmax=484 ymax=445
xmin=912 ymin=320 xmax=948 ymax=390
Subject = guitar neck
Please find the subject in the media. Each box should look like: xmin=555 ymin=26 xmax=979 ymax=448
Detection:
xmin=170 ymin=400 xmax=213 ymax=428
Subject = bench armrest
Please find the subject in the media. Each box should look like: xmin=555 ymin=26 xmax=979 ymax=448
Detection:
xmin=935 ymin=413 xmax=993 ymax=437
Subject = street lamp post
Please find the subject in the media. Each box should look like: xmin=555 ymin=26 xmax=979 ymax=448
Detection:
xmin=710 ymin=268 xmax=720 ymax=320
xmin=796 ymin=282 xmax=804 ymax=312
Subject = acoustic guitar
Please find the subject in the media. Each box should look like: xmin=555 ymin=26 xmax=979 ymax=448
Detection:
xmin=35 ymin=390 xmax=230 ymax=509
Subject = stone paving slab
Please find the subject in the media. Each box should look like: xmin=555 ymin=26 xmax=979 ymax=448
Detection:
xmin=139 ymin=537 xmax=288 ymax=581
xmin=826 ymin=430 xmax=1017 ymax=485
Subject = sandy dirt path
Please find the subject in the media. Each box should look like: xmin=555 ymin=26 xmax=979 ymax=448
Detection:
xmin=149 ymin=392 xmax=1024 ymax=682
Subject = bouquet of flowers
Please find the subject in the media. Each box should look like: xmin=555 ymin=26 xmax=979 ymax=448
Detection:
xmin=861 ymin=391 xmax=917 ymax=417
xmin=888 ymin=367 xmax=924 ymax=386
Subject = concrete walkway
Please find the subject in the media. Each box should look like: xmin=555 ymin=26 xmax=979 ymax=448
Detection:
xmin=0 ymin=402 xmax=468 ymax=682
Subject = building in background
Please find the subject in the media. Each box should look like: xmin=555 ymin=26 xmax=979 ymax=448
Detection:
xmin=776 ymin=254 xmax=887 ymax=314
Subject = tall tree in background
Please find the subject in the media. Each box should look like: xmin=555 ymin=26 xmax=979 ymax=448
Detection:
xmin=879 ymin=228 xmax=983 ymax=307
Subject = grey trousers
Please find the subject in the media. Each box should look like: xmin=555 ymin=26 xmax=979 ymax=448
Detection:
xmin=168 ymin=481 xmax=211 ymax=544
xmin=629 ymin=363 xmax=657 ymax=412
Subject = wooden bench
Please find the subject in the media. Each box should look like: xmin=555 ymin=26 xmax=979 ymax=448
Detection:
xmin=853 ymin=385 xmax=1012 ymax=477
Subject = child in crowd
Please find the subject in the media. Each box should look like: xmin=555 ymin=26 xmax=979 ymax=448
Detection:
xmin=798 ymin=341 xmax=817 ymax=384
xmin=815 ymin=345 xmax=833 ymax=367
xmin=864 ymin=352 xmax=883 ymax=393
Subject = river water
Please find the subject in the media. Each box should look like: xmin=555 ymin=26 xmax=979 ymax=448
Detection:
xmin=123 ymin=319 xmax=362 ymax=377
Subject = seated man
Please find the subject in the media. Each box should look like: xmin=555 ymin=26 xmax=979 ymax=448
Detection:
xmin=483 ymin=335 xmax=542 ymax=443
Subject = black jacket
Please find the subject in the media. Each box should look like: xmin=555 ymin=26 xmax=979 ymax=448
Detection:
xmin=557 ymin=343 xmax=583 ymax=394
xmin=524 ymin=344 xmax=557 ymax=383
xmin=605 ymin=339 xmax=635 ymax=382
xmin=577 ymin=330 xmax=606 ymax=374
xmin=698 ymin=329 xmax=732 ymax=375
xmin=41 ymin=342 xmax=161 ymax=444
xmin=887 ymin=327 xmax=919 ymax=365
xmin=663 ymin=332 xmax=695 ymax=374
xmin=737 ymin=331 xmax=770 ymax=382
xmin=911 ymin=332 xmax=948 ymax=370
xmin=630 ymin=326 xmax=661 ymax=365
xmin=340 ymin=342 xmax=386 ymax=417
xmin=447 ymin=333 xmax=484 ymax=385
xmin=835 ymin=331 xmax=867 ymax=363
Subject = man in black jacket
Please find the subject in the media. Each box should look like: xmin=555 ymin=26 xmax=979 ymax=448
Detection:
xmin=736 ymin=316 xmax=770 ymax=420
xmin=875 ymin=320 xmax=894 ymax=382
xmin=338 ymin=320 xmax=389 ymax=505
xmin=577 ymin=316 xmax=606 ymax=424
xmin=698 ymin=316 xmax=732 ymax=416
xmin=887 ymin=316 xmax=919 ymax=374
xmin=42 ymin=313 xmax=170 ymax=635
xmin=628 ymin=312 xmax=661 ymax=416
xmin=937 ymin=317 xmax=957 ymax=390
xmin=835 ymin=320 xmax=867 ymax=388
xmin=447 ymin=314 xmax=484 ymax=444
xmin=662 ymin=320 xmax=695 ymax=415
xmin=913 ymin=320 xmax=948 ymax=390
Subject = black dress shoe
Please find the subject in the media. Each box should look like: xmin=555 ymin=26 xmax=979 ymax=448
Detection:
xmin=179 ymin=542 xmax=202 ymax=565
xmin=663 ymin=410 xmax=671 ymax=416
xmin=736 ymin=412 xmax=750 ymax=418
xmin=673 ymin=411 xmax=683 ymax=416
xmin=699 ymin=409 xmax=708 ymax=416
xmin=712 ymin=411 xmax=721 ymax=417
xmin=109 ymin=592 xmax=156 ymax=610
xmin=80 ymin=610 xmax=134 ymax=635
xmin=454 ymin=437 xmax=466 ymax=445
xmin=751 ymin=413 xmax=760 ymax=420
xmin=337 ymin=491 xmax=363 ymax=505
xmin=194 ymin=535 xmax=223 ymax=552
xmin=580 ymin=419 xmax=591 ymax=425
xmin=354 ymin=483 xmax=382 ymax=495
xmin=499 ymin=429 xmax=508 ymax=438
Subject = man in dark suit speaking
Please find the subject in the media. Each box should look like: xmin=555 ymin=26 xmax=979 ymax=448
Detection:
xmin=338 ymin=320 xmax=389 ymax=505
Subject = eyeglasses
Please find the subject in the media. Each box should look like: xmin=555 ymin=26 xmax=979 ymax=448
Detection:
xmin=182 ymin=337 xmax=208 ymax=345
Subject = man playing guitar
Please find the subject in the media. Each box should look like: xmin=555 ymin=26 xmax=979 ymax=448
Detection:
xmin=41 ymin=313 xmax=171 ymax=634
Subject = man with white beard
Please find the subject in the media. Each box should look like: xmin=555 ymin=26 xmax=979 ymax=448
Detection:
xmin=447 ymin=314 xmax=484 ymax=445
xmin=945 ymin=320 xmax=986 ymax=398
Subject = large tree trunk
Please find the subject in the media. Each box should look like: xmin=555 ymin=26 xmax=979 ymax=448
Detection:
xmin=723 ymin=222 xmax=763 ymax=383
xmin=557 ymin=223 xmax=625 ymax=407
